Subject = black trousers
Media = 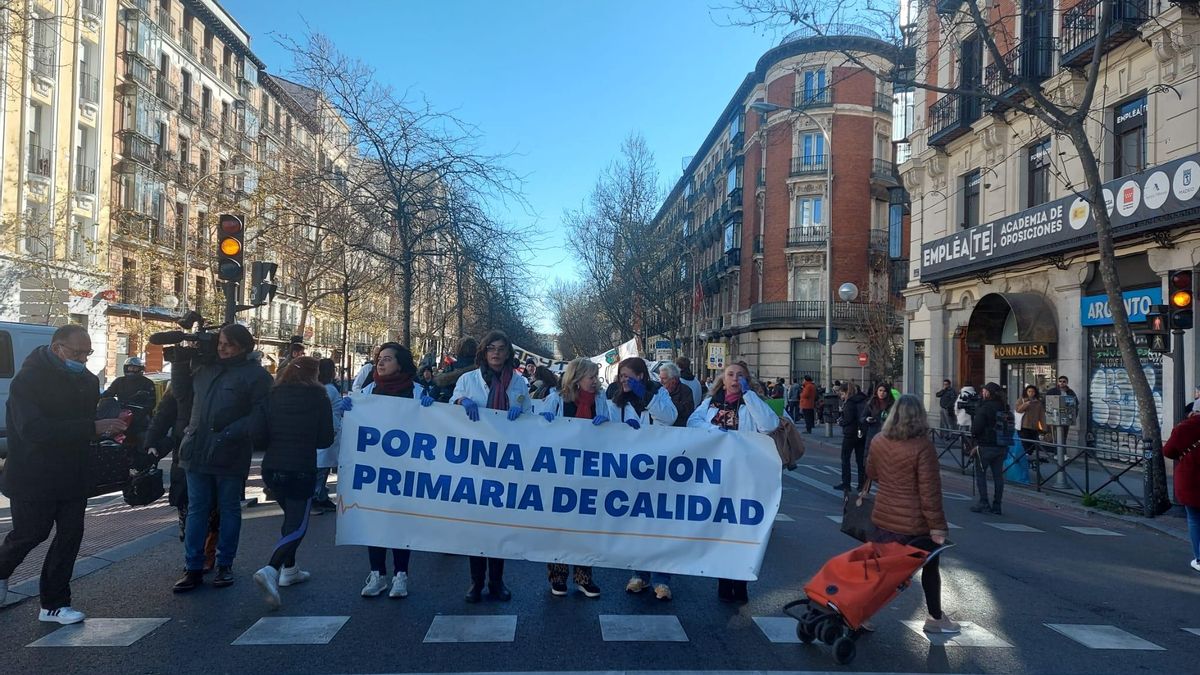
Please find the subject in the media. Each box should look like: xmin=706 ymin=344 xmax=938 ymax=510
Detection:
xmin=469 ymin=556 xmax=504 ymax=584
xmin=0 ymin=498 xmax=86 ymax=609
xmin=1018 ymin=428 xmax=1040 ymax=456
xmin=872 ymin=529 xmax=943 ymax=619
xmin=368 ymin=547 xmax=411 ymax=574
xmin=974 ymin=445 xmax=1006 ymax=506
xmin=263 ymin=469 xmax=315 ymax=570
xmin=840 ymin=430 xmax=866 ymax=489
xmin=801 ymin=408 xmax=815 ymax=432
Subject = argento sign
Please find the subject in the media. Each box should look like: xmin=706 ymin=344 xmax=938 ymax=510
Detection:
xmin=920 ymin=153 xmax=1200 ymax=282
xmin=993 ymin=343 xmax=1056 ymax=360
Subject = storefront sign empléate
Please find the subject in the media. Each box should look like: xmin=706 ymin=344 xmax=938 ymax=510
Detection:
xmin=919 ymin=152 xmax=1200 ymax=282
xmin=993 ymin=343 xmax=1056 ymax=360
xmin=1079 ymin=287 xmax=1163 ymax=326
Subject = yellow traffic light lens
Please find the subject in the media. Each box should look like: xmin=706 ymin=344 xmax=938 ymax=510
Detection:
xmin=1172 ymin=290 xmax=1192 ymax=308
xmin=220 ymin=237 xmax=241 ymax=256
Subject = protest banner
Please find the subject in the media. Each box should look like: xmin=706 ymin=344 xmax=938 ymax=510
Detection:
xmin=337 ymin=395 xmax=781 ymax=580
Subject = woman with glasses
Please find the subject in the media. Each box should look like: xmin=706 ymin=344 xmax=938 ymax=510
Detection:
xmin=444 ymin=330 xmax=531 ymax=602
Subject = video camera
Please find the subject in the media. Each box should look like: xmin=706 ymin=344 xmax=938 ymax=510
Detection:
xmin=958 ymin=390 xmax=981 ymax=417
xmin=149 ymin=311 xmax=221 ymax=365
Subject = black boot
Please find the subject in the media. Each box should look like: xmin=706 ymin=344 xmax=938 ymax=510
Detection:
xmin=212 ymin=565 xmax=235 ymax=588
xmin=173 ymin=569 xmax=203 ymax=593
xmin=733 ymin=580 xmax=749 ymax=603
xmin=487 ymin=581 xmax=512 ymax=601
xmin=465 ymin=582 xmax=482 ymax=603
xmin=969 ymin=501 xmax=989 ymax=513
xmin=717 ymin=578 xmax=734 ymax=603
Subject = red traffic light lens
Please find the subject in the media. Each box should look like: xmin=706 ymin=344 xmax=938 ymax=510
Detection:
xmin=220 ymin=216 xmax=242 ymax=234
xmin=1171 ymin=270 xmax=1193 ymax=290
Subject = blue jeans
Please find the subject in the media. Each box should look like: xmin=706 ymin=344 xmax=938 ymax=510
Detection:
xmin=1186 ymin=505 xmax=1200 ymax=562
xmin=184 ymin=471 xmax=243 ymax=570
xmin=635 ymin=571 xmax=672 ymax=586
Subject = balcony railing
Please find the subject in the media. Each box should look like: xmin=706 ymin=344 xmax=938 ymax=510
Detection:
xmin=868 ymin=228 xmax=889 ymax=253
xmin=74 ymin=164 xmax=96 ymax=194
xmin=730 ymin=130 xmax=744 ymax=152
xmin=793 ymin=87 xmax=831 ymax=109
xmin=27 ymin=145 xmax=52 ymax=178
xmin=984 ymin=37 xmax=1057 ymax=109
xmin=80 ymin=0 xmax=102 ymax=20
xmin=875 ymin=91 xmax=893 ymax=112
xmin=201 ymin=111 xmax=218 ymax=134
xmin=935 ymin=0 xmax=964 ymax=16
xmin=78 ymin=72 xmax=100 ymax=104
xmin=928 ymin=93 xmax=980 ymax=147
xmin=180 ymin=96 xmax=197 ymax=121
xmin=125 ymin=58 xmax=154 ymax=90
xmin=1060 ymin=0 xmax=1148 ymax=67
xmin=179 ymin=29 xmax=195 ymax=57
xmin=790 ymin=155 xmax=829 ymax=177
xmin=31 ymin=45 xmax=55 ymax=79
xmin=871 ymin=158 xmax=898 ymax=184
xmin=201 ymin=49 xmax=216 ymax=72
xmin=220 ymin=64 xmax=235 ymax=86
xmin=151 ymin=226 xmax=176 ymax=249
xmin=725 ymin=248 xmax=741 ymax=268
xmin=155 ymin=7 xmax=174 ymax=36
xmin=119 ymin=133 xmax=158 ymax=167
xmin=749 ymin=300 xmax=895 ymax=328
xmin=156 ymin=80 xmax=178 ymax=108
xmin=787 ymin=225 xmax=827 ymax=247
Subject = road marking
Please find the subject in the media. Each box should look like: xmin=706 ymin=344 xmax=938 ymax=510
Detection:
xmin=1062 ymin=526 xmax=1123 ymax=537
xmin=942 ymin=491 xmax=973 ymax=501
xmin=233 ymin=616 xmax=349 ymax=645
xmin=983 ymin=523 xmax=1044 ymax=533
xmin=784 ymin=470 xmax=844 ymax=498
xmin=423 ymin=615 xmax=517 ymax=643
xmin=775 ymin=513 xmax=795 ymax=522
xmin=825 ymin=515 xmax=843 ymax=524
xmin=947 ymin=521 xmax=963 ymax=530
xmin=1182 ymin=628 xmax=1200 ymax=637
xmin=901 ymin=620 xmax=1013 ymax=647
xmin=1044 ymin=623 xmax=1164 ymax=650
xmin=800 ymin=464 xmax=836 ymax=475
xmin=28 ymin=618 xmax=168 ymax=648
xmin=753 ymin=616 xmax=800 ymax=643
xmin=599 ymin=614 xmax=688 ymax=642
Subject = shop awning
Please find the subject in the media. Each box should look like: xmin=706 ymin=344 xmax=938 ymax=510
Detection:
xmin=965 ymin=292 xmax=1058 ymax=345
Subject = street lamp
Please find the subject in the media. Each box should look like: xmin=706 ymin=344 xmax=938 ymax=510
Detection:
xmin=180 ymin=167 xmax=248 ymax=312
xmin=750 ymin=100 xmax=835 ymax=433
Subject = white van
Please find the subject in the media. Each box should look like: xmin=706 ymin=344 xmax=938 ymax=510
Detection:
xmin=0 ymin=321 xmax=59 ymax=460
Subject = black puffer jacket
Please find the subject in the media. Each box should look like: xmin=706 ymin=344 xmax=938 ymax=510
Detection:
xmin=178 ymin=354 xmax=272 ymax=477
xmin=262 ymin=383 xmax=336 ymax=474
xmin=2 ymin=346 xmax=100 ymax=501
xmin=972 ymin=396 xmax=1007 ymax=446
xmin=101 ymin=373 xmax=157 ymax=408
xmin=839 ymin=392 xmax=869 ymax=432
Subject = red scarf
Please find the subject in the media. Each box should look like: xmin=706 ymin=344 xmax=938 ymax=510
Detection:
xmin=709 ymin=390 xmax=743 ymax=430
xmin=484 ymin=367 xmax=514 ymax=410
xmin=372 ymin=368 xmax=414 ymax=397
xmin=573 ymin=389 xmax=596 ymax=419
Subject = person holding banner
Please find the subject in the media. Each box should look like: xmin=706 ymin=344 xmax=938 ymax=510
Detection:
xmin=538 ymin=357 xmax=609 ymax=598
xmin=343 ymin=342 xmax=422 ymax=599
xmin=606 ymin=357 xmax=678 ymax=428
xmin=449 ymin=330 xmax=531 ymax=602
xmin=687 ymin=360 xmax=780 ymax=603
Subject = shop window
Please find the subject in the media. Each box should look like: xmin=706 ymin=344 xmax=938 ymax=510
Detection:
xmin=910 ymin=340 xmax=925 ymax=398
xmin=1113 ymin=95 xmax=1146 ymax=179
xmin=1027 ymin=137 xmax=1051 ymax=207
xmin=960 ymin=170 xmax=981 ymax=229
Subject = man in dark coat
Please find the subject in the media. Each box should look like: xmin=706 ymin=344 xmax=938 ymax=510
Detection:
xmin=970 ymin=382 xmax=1009 ymax=515
xmin=173 ymin=324 xmax=272 ymax=592
xmin=0 ymin=324 xmax=126 ymax=624
xmin=658 ymin=362 xmax=696 ymax=428
xmin=834 ymin=384 xmax=869 ymax=492
xmin=100 ymin=356 xmax=157 ymax=408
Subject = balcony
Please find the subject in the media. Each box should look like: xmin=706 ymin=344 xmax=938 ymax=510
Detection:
xmin=151 ymin=226 xmax=177 ymax=249
xmin=790 ymin=155 xmax=829 ymax=177
xmin=80 ymin=0 xmax=102 ymax=21
xmin=220 ymin=64 xmax=235 ymax=87
xmin=935 ymin=0 xmax=964 ymax=15
xmin=749 ymin=300 xmax=895 ymax=329
xmin=890 ymin=258 xmax=910 ymax=297
xmin=179 ymin=29 xmax=195 ymax=57
xmin=871 ymin=158 xmax=899 ymax=186
xmin=875 ymin=91 xmax=893 ymax=112
xmin=1060 ymin=0 xmax=1147 ymax=68
xmin=124 ymin=58 xmax=155 ymax=91
xmin=928 ymin=93 xmax=980 ymax=147
xmin=27 ymin=145 xmax=52 ymax=178
xmin=201 ymin=49 xmax=216 ymax=72
xmin=201 ymin=111 xmax=219 ymax=135
xmin=725 ymin=247 xmax=741 ymax=269
xmin=786 ymin=225 xmax=827 ymax=247
xmin=180 ymin=96 xmax=197 ymax=121
xmin=155 ymin=7 xmax=174 ymax=36
xmin=74 ymin=164 xmax=96 ymax=194
xmin=730 ymin=130 xmax=744 ymax=152
xmin=984 ymin=37 xmax=1057 ymax=110
xmin=156 ymin=80 xmax=178 ymax=108
xmin=726 ymin=187 xmax=743 ymax=213
xmin=118 ymin=133 xmax=159 ymax=168
xmin=31 ymin=46 xmax=55 ymax=80
xmin=868 ymin=228 xmax=889 ymax=253
xmin=793 ymin=88 xmax=831 ymax=109
xmin=78 ymin=72 xmax=100 ymax=104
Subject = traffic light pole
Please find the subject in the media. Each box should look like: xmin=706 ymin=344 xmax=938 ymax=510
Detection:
xmin=224 ymin=281 xmax=238 ymax=325
xmin=1173 ymin=327 xmax=1185 ymax=427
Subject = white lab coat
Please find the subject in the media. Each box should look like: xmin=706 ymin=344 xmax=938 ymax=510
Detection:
xmin=605 ymin=384 xmax=678 ymax=426
xmin=451 ymin=368 xmax=532 ymax=413
xmin=687 ymin=390 xmax=780 ymax=434
xmin=316 ymin=382 xmax=343 ymax=469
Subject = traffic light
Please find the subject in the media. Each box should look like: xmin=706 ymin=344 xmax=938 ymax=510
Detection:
xmin=216 ymin=214 xmax=244 ymax=282
xmin=249 ymin=261 xmax=278 ymax=306
xmin=1169 ymin=269 xmax=1194 ymax=330
xmin=1141 ymin=304 xmax=1171 ymax=354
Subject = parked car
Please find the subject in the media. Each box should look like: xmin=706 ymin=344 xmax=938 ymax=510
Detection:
xmin=0 ymin=321 xmax=60 ymax=462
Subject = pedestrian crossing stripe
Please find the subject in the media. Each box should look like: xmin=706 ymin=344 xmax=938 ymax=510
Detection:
xmin=1182 ymin=628 xmax=1200 ymax=637
xmin=774 ymin=513 xmax=795 ymax=522
xmin=424 ymin=615 xmax=517 ymax=643
xmin=233 ymin=616 xmax=349 ymax=645
xmin=1061 ymin=526 xmax=1123 ymax=536
xmin=1044 ymin=623 xmax=1164 ymax=650
xmin=984 ymin=523 xmax=1044 ymax=533
xmin=901 ymin=620 xmax=1013 ymax=648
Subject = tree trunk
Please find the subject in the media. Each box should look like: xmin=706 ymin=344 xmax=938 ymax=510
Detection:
xmin=400 ymin=256 xmax=414 ymax=346
xmin=341 ymin=278 xmax=351 ymax=394
xmin=1069 ymin=126 xmax=1171 ymax=516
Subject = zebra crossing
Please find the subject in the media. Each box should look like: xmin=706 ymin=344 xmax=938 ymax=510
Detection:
xmin=23 ymin=612 xmax=1196 ymax=651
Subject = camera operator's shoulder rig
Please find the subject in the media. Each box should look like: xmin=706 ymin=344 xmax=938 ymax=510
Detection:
xmin=151 ymin=310 xmax=223 ymax=366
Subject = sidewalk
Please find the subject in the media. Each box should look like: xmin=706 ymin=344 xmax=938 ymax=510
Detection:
xmin=797 ymin=425 xmax=1191 ymax=542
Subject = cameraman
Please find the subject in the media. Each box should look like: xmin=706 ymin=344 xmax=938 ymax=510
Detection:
xmin=100 ymin=357 xmax=157 ymax=408
xmin=970 ymin=382 xmax=1008 ymax=515
xmin=172 ymin=325 xmax=272 ymax=593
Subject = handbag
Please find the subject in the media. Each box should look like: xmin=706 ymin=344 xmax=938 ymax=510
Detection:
xmin=123 ymin=466 xmax=165 ymax=507
xmin=768 ymin=415 xmax=806 ymax=470
xmin=841 ymin=484 xmax=877 ymax=542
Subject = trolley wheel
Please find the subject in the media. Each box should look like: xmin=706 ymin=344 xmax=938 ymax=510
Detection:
xmin=833 ymin=636 xmax=857 ymax=665
xmin=819 ymin=618 xmax=841 ymax=645
xmin=795 ymin=620 xmax=815 ymax=644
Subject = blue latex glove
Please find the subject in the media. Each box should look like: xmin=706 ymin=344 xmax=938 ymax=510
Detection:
xmin=592 ymin=414 xmax=609 ymax=426
xmin=541 ymin=411 xmax=555 ymax=422
xmin=628 ymin=377 xmax=646 ymax=398
xmin=420 ymin=392 xmax=435 ymax=407
xmin=338 ymin=396 xmax=353 ymax=412
xmin=625 ymin=418 xmax=641 ymax=430
xmin=507 ymin=404 xmax=523 ymax=421
xmin=461 ymin=397 xmax=480 ymax=422
xmin=738 ymin=376 xmax=750 ymax=394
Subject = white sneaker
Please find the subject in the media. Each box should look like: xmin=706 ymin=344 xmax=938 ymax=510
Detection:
xmin=253 ymin=566 xmax=282 ymax=609
xmin=278 ymin=565 xmax=310 ymax=587
xmin=389 ymin=571 xmax=409 ymax=598
xmin=39 ymin=607 xmax=85 ymax=625
xmin=923 ymin=614 xmax=961 ymax=634
xmin=1191 ymin=559 xmax=1200 ymax=573
xmin=361 ymin=571 xmax=389 ymax=597
xmin=625 ymin=576 xmax=648 ymax=593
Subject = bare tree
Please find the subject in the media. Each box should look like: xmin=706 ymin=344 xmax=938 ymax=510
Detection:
xmin=721 ymin=0 xmax=1174 ymax=514
xmin=547 ymin=279 xmax=621 ymax=358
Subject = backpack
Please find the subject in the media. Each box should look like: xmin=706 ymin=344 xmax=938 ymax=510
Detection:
xmin=995 ymin=407 xmax=1015 ymax=446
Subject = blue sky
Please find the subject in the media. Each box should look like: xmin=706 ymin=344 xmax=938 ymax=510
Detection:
xmin=222 ymin=0 xmax=781 ymax=325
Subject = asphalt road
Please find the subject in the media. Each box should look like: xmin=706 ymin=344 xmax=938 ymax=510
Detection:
xmin=1 ymin=440 xmax=1197 ymax=674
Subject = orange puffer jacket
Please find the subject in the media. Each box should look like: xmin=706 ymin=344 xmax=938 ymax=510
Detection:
xmin=865 ymin=434 xmax=948 ymax=537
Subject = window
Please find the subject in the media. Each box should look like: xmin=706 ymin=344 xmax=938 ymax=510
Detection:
xmin=790 ymin=338 xmax=821 ymax=381
xmin=178 ymin=135 xmax=188 ymax=164
xmin=723 ymin=220 xmax=741 ymax=252
xmin=121 ymin=257 xmax=137 ymax=302
xmin=961 ymin=170 xmax=981 ymax=229
xmin=175 ymin=202 xmax=186 ymax=241
xmin=728 ymin=112 xmax=742 ymax=141
xmin=800 ymin=132 xmax=825 ymax=162
xmin=794 ymin=196 xmax=823 ymax=227
xmin=888 ymin=204 xmax=904 ymax=258
xmin=1027 ymin=137 xmax=1051 ymax=207
xmin=195 ymin=275 xmax=206 ymax=308
xmin=910 ymin=340 xmax=926 ymax=398
xmin=876 ymin=134 xmax=890 ymax=161
xmin=726 ymin=164 xmax=741 ymax=195
xmin=199 ymin=149 xmax=209 ymax=175
xmin=1113 ymin=96 xmax=1146 ymax=178
xmin=800 ymin=69 xmax=826 ymax=102
xmin=791 ymin=271 xmax=821 ymax=302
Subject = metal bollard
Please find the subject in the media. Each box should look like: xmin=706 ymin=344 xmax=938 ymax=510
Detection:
xmin=1054 ymin=425 xmax=1068 ymax=489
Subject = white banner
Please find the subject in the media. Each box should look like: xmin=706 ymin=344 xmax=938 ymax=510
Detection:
xmin=336 ymin=395 xmax=781 ymax=580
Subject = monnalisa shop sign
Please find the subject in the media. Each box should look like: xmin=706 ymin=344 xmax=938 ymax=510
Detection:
xmin=920 ymin=153 xmax=1200 ymax=283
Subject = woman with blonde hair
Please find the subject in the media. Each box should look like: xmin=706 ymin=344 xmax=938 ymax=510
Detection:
xmin=864 ymin=394 xmax=960 ymax=634
xmin=538 ymin=357 xmax=609 ymax=597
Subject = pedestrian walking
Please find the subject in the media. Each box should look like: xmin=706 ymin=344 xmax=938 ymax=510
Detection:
xmin=173 ymin=325 xmax=272 ymax=593
xmin=313 ymin=358 xmax=343 ymax=513
xmin=799 ymin=375 xmax=817 ymax=433
xmin=344 ymin=343 xmax=421 ymax=599
xmin=449 ymin=330 xmax=531 ymax=602
xmin=970 ymin=382 xmax=1009 ymax=515
xmin=865 ymin=394 xmax=961 ymax=634
xmin=1162 ymin=410 xmax=1200 ymax=573
xmin=1015 ymin=385 xmax=1045 ymax=460
xmin=934 ymin=379 xmax=957 ymax=434
xmin=0 ymin=325 xmax=126 ymax=624
xmin=675 ymin=357 xmax=703 ymax=408
xmin=834 ymin=384 xmax=869 ymax=493
xmin=688 ymin=361 xmax=779 ymax=603
xmin=862 ymin=384 xmax=895 ymax=454
xmin=538 ymin=358 xmax=609 ymax=597
xmin=252 ymin=357 xmax=336 ymax=609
